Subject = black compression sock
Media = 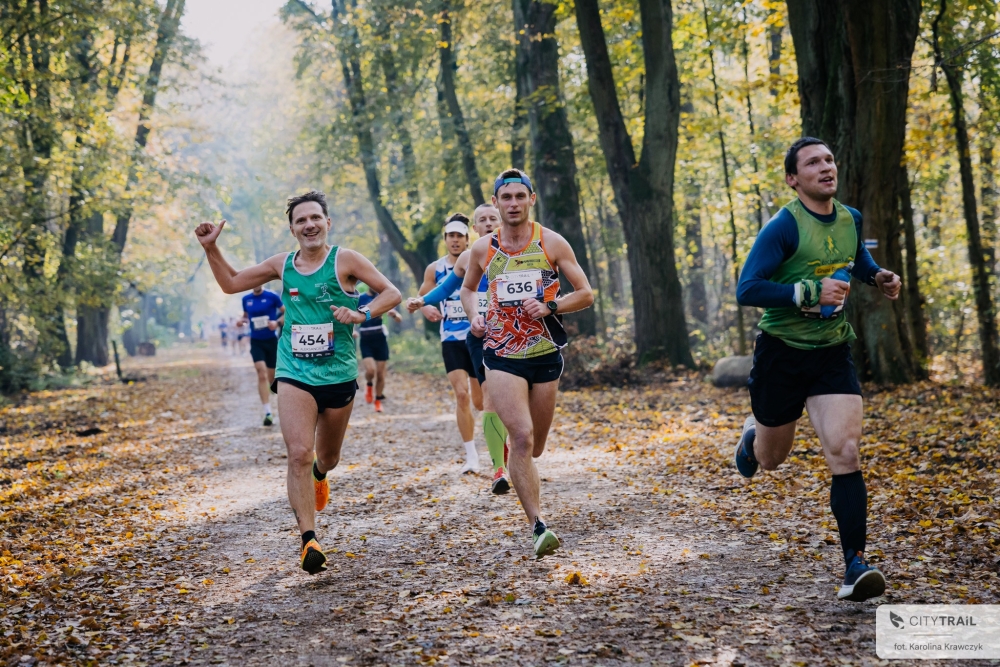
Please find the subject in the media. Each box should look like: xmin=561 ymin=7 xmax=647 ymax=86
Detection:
xmin=366 ymin=382 xmax=372 ymax=387
xmin=830 ymin=470 xmax=867 ymax=564
xmin=533 ymin=517 xmax=547 ymax=537
xmin=312 ymin=461 xmax=327 ymax=481
xmin=301 ymin=530 xmax=316 ymax=547
xmin=376 ymin=395 xmax=385 ymax=400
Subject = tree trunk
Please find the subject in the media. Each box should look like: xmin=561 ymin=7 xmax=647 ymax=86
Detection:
xmin=376 ymin=26 xmax=420 ymax=208
xmin=575 ymin=0 xmax=693 ymax=366
xmin=898 ymin=162 xmax=929 ymax=370
xmin=980 ymin=137 xmax=997 ymax=277
xmin=516 ymin=0 xmax=596 ymax=337
xmin=703 ymin=2 xmax=746 ymax=355
xmin=436 ymin=0 xmax=484 ymax=207
xmin=579 ymin=200 xmax=608 ymax=338
xmin=933 ymin=1 xmax=1000 ymax=385
xmin=511 ymin=0 xmax=529 ymax=171
xmin=683 ymin=179 xmax=708 ymax=326
xmin=741 ymin=16 xmax=766 ymax=228
xmin=768 ymin=15 xmax=782 ymax=97
xmin=786 ymin=0 xmax=921 ymax=384
xmin=587 ymin=185 xmax=624 ymax=305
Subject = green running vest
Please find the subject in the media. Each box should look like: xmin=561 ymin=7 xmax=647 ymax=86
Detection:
xmin=276 ymin=246 xmax=359 ymax=386
xmin=757 ymin=199 xmax=858 ymax=350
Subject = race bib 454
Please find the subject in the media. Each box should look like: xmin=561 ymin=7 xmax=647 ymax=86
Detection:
xmin=290 ymin=323 xmax=335 ymax=358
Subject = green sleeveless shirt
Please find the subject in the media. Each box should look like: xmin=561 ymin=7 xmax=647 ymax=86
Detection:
xmin=757 ymin=199 xmax=858 ymax=350
xmin=276 ymin=246 xmax=359 ymax=386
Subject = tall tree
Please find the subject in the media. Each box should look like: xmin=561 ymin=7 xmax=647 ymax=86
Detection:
xmin=436 ymin=0 xmax=485 ymax=207
xmin=786 ymin=0 xmax=921 ymax=384
xmin=288 ymin=0 xmax=438 ymax=284
xmin=77 ymin=0 xmax=186 ymax=365
xmin=897 ymin=163 xmax=929 ymax=368
xmin=575 ymin=0 xmax=693 ymax=366
xmin=931 ymin=0 xmax=1000 ymax=385
xmin=514 ymin=0 xmax=596 ymax=336
xmin=702 ymin=1 xmax=746 ymax=355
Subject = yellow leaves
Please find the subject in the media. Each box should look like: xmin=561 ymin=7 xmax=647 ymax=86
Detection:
xmin=245 ymin=557 xmax=255 ymax=563
xmin=202 ymin=578 xmax=214 ymax=586
xmin=535 ymin=628 xmax=563 ymax=637
xmin=221 ymin=567 xmax=230 ymax=574
xmin=564 ymin=571 xmax=589 ymax=586
xmin=919 ymin=519 xmax=933 ymax=528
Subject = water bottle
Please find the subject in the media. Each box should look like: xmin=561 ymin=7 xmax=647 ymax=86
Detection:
xmin=820 ymin=263 xmax=853 ymax=318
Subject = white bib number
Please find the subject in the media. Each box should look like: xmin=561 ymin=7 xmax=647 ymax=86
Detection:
xmin=251 ymin=315 xmax=270 ymax=330
xmin=496 ymin=270 xmax=543 ymax=307
xmin=476 ymin=294 xmax=489 ymax=316
xmin=444 ymin=298 xmax=467 ymax=321
xmin=290 ymin=323 xmax=335 ymax=358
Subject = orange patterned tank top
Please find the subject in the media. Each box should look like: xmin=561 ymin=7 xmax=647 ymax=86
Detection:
xmin=484 ymin=222 xmax=566 ymax=359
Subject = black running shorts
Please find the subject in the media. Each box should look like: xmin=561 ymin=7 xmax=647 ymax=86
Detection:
xmin=465 ymin=333 xmax=486 ymax=385
xmin=250 ymin=337 xmax=278 ymax=369
xmin=747 ymin=332 xmax=862 ymax=428
xmin=272 ymin=377 xmax=358 ymax=412
xmin=359 ymin=332 xmax=390 ymax=361
xmin=482 ymin=349 xmax=563 ymax=389
xmin=442 ymin=339 xmax=476 ymax=376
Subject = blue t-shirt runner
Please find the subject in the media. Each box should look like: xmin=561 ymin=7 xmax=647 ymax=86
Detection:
xmin=242 ymin=289 xmax=283 ymax=340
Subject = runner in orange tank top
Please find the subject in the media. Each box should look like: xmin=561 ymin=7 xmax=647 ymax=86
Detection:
xmin=461 ymin=169 xmax=594 ymax=559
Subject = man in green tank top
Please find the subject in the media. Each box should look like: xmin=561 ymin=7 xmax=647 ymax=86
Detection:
xmin=733 ymin=139 xmax=902 ymax=602
xmin=195 ymin=191 xmax=401 ymax=575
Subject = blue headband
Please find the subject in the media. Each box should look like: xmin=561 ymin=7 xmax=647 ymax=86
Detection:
xmin=493 ymin=174 xmax=533 ymax=196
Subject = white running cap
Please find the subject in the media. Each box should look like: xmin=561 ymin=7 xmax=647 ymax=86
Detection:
xmin=443 ymin=220 xmax=469 ymax=236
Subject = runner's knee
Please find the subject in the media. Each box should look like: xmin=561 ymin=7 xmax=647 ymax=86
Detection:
xmin=826 ymin=437 xmax=860 ymax=466
xmin=286 ymin=443 xmax=314 ymax=469
xmin=316 ymin=450 xmax=340 ymax=472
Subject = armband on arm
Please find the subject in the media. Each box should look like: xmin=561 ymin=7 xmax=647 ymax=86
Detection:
xmin=420 ymin=270 xmax=464 ymax=307
xmin=793 ymin=280 xmax=823 ymax=308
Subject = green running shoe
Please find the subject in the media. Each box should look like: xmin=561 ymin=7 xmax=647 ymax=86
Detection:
xmin=263 ymin=414 xmax=273 ymax=426
xmin=532 ymin=518 xmax=560 ymax=559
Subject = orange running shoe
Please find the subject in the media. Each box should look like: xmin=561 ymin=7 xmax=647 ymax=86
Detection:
xmin=374 ymin=398 xmax=383 ymax=413
xmin=313 ymin=460 xmax=329 ymax=512
xmin=300 ymin=538 xmax=327 ymax=574
xmin=365 ymin=384 xmax=373 ymax=404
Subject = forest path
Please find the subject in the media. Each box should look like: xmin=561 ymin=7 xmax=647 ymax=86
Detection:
xmin=9 ymin=345 xmax=984 ymax=666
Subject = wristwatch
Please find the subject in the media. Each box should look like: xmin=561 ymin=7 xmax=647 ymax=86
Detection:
xmin=546 ymin=300 xmax=559 ymax=314
xmin=359 ymin=306 xmax=372 ymax=321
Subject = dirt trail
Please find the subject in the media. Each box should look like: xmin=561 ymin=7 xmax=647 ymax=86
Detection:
xmin=7 ymin=347 xmax=987 ymax=666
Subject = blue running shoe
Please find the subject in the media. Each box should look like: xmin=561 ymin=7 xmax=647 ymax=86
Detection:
xmin=837 ymin=551 xmax=886 ymax=602
xmin=734 ymin=416 xmax=758 ymax=479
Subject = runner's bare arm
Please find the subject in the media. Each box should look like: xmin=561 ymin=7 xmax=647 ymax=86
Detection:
xmin=194 ymin=220 xmax=282 ymax=293
xmin=523 ymin=230 xmax=594 ymax=319
xmin=460 ymin=238 xmax=489 ymax=337
xmin=333 ymin=249 xmax=402 ymax=324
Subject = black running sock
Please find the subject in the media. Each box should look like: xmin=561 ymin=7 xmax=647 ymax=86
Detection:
xmin=376 ymin=395 xmax=385 ymax=400
xmin=366 ymin=381 xmax=372 ymax=387
xmin=312 ymin=461 xmax=326 ymax=481
xmin=301 ymin=530 xmax=316 ymax=547
xmin=533 ymin=517 xmax=547 ymax=537
xmin=830 ymin=470 xmax=867 ymax=564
